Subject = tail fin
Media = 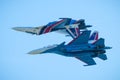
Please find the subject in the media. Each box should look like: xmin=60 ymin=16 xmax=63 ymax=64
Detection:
xmin=89 ymin=31 xmax=98 ymax=41
xmin=89 ymin=31 xmax=99 ymax=44
xmin=67 ymin=30 xmax=91 ymax=45
xmin=77 ymin=19 xmax=92 ymax=29
xmin=93 ymin=38 xmax=105 ymax=48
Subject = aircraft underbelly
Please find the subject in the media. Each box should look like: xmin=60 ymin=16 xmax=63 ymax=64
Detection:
xmin=60 ymin=52 xmax=94 ymax=57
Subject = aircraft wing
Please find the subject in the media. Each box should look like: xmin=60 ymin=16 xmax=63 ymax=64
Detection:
xmin=75 ymin=53 xmax=96 ymax=66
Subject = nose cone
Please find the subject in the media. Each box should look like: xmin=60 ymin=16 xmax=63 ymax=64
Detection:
xmin=28 ymin=45 xmax=57 ymax=55
xmin=28 ymin=49 xmax=45 ymax=55
xmin=12 ymin=27 xmax=25 ymax=31
xmin=12 ymin=27 xmax=34 ymax=31
xmin=12 ymin=27 xmax=39 ymax=34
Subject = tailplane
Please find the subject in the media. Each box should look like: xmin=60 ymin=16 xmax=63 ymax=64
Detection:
xmin=98 ymin=54 xmax=107 ymax=60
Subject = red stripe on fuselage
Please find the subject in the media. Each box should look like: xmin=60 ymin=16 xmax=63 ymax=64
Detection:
xmin=43 ymin=19 xmax=64 ymax=33
xmin=75 ymin=28 xmax=79 ymax=36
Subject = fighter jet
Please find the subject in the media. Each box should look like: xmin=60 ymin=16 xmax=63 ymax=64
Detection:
xmin=28 ymin=30 xmax=111 ymax=66
xmin=12 ymin=18 xmax=92 ymax=37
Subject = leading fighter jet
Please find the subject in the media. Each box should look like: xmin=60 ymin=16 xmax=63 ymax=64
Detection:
xmin=12 ymin=18 xmax=92 ymax=37
xmin=28 ymin=30 xmax=111 ymax=66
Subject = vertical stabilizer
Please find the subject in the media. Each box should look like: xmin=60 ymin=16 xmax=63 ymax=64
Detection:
xmin=93 ymin=38 xmax=105 ymax=48
xmin=68 ymin=30 xmax=91 ymax=45
xmin=89 ymin=31 xmax=98 ymax=40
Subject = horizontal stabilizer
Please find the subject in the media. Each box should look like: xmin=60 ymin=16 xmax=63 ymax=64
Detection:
xmin=93 ymin=38 xmax=105 ymax=48
xmin=98 ymin=54 xmax=107 ymax=60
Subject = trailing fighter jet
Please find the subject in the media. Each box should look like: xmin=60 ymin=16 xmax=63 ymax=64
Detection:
xmin=28 ymin=30 xmax=111 ymax=66
xmin=12 ymin=18 xmax=92 ymax=36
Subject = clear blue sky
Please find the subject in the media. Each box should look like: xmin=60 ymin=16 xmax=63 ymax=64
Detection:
xmin=1 ymin=0 xmax=120 ymax=80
